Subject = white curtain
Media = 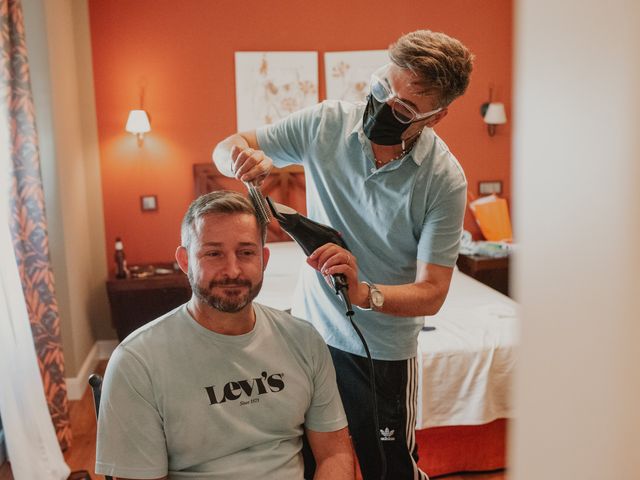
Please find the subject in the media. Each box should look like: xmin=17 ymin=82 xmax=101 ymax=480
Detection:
xmin=0 ymin=101 xmax=69 ymax=479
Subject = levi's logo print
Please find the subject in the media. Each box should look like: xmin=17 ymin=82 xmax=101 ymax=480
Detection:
xmin=204 ymin=370 xmax=285 ymax=406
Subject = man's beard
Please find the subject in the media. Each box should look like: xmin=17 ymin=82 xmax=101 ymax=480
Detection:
xmin=189 ymin=272 xmax=263 ymax=313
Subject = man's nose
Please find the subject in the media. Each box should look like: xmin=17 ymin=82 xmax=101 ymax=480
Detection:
xmin=222 ymin=255 xmax=242 ymax=277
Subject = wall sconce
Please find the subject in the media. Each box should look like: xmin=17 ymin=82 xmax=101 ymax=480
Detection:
xmin=125 ymin=109 xmax=151 ymax=147
xmin=480 ymin=89 xmax=507 ymax=137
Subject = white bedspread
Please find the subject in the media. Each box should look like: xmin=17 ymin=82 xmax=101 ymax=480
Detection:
xmin=415 ymin=271 xmax=518 ymax=429
xmin=257 ymin=242 xmax=519 ymax=431
xmin=255 ymin=241 xmax=307 ymax=310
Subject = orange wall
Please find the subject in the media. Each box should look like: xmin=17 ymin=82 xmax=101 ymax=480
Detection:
xmin=88 ymin=0 xmax=512 ymax=270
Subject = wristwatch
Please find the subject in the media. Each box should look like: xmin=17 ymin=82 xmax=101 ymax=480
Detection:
xmin=360 ymin=281 xmax=384 ymax=311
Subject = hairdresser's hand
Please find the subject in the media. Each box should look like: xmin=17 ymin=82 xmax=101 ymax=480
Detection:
xmin=308 ymin=243 xmax=369 ymax=307
xmin=230 ymin=145 xmax=273 ymax=186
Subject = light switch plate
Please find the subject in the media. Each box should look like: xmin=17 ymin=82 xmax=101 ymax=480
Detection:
xmin=140 ymin=195 xmax=158 ymax=211
xmin=478 ymin=181 xmax=503 ymax=195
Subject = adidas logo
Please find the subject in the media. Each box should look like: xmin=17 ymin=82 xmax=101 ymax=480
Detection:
xmin=380 ymin=427 xmax=395 ymax=441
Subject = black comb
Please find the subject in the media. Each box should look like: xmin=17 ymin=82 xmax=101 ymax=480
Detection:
xmin=244 ymin=182 xmax=272 ymax=228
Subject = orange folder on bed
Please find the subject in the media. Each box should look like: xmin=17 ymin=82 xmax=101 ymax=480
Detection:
xmin=469 ymin=194 xmax=513 ymax=242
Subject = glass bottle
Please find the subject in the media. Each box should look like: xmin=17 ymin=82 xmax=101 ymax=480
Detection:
xmin=115 ymin=237 xmax=127 ymax=279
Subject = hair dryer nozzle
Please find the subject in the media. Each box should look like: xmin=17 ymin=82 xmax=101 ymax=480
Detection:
xmin=266 ymin=196 xmax=354 ymax=317
xmin=266 ymin=197 xmax=349 ymax=255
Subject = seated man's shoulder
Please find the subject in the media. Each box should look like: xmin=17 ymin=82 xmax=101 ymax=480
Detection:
xmin=106 ymin=306 xmax=190 ymax=380
xmin=254 ymin=303 xmax=320 ymax=339
xmin=119 ymin=304 xmax=188 ymax=352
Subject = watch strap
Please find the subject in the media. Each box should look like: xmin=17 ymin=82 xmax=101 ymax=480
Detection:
xmin=356 ymin=281 xmax=374 ymax=311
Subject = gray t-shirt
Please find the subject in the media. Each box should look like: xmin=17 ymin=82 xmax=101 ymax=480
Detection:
xmin=95 ymin=303 xmax=347 ymax=479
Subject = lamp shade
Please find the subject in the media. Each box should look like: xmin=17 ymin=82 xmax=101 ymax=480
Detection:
xmin=483 ymin=102 xmax=507 ymax=125
xmin=125 ymin=110 xmax=151 ymax=134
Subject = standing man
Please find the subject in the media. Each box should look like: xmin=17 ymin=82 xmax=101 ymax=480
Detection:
xmin=213 ymin=30 xmax=473 ymax=479
xmin=95 ymin=191 xmax=354 ymax=480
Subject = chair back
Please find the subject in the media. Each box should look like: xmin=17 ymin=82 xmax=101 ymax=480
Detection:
xmin=88 ymin=374 xmax=113 ymax=480
xmin=88 ymin=374 xmax=103 ymax=419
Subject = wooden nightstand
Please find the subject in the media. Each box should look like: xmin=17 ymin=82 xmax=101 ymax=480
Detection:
xmin=106 ymin=267 xmax=191 ymax=341
xmin=456 ymin=254 xmax=510 ymax=297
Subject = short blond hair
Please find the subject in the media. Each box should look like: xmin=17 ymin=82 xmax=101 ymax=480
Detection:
xmin=389 ymin=30 xmax=474 ymax=107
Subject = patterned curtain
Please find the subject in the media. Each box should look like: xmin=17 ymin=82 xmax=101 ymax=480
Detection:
xmin=1 ymin=0 xmax=71 ymax=449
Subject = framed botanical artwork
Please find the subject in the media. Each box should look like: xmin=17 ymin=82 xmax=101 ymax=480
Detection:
xmin=324 ymin=50 xmax=389 ymax=103
xmin=235 ymin=52 xmax=318 ymax=131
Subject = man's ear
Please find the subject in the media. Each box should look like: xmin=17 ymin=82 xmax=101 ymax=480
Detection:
xmin=425 ymin=107 xmax=448 ymax=128
xmin=175 ymin=246 xmax=189 ymax=274
xmin=262 ymin=246 xmax=270 ymax=272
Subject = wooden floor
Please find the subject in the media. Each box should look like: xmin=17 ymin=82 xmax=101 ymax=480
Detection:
xmin=0 ymin=360 xmax=506 ymax=480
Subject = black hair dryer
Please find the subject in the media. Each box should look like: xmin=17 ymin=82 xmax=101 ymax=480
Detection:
xmin=266 ymin=197 xmax=354 ymax=316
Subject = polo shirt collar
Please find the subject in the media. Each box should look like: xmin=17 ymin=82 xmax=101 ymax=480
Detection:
xmin=409 ymin=127 xmax=436 ymax=166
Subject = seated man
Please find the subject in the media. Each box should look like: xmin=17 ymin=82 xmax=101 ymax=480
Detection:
xmin=95 ymin=190 xmax=354 ymax=480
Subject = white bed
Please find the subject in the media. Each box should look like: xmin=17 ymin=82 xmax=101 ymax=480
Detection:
xmin=255 ymin=241 xmax=308 ymax=311
xmin=258 ymin=241 xmax=517 ymax=475
xmin=416 ymin=270 xmax=517 ymax=429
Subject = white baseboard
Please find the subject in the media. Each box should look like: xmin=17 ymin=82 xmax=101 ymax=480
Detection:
xmin=65 ymin=340 xmax=118 ymax=401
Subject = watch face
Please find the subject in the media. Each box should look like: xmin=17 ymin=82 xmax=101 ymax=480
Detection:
xmin=371 ymin=290 xmax=384 ymax=307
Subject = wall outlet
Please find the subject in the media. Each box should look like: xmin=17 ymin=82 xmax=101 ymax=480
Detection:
xmin=478 ymin=180 xmax=503 ymax=195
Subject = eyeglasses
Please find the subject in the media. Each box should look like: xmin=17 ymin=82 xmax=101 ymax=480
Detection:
xmin=369 ymin=64 xmax=442 ymax=124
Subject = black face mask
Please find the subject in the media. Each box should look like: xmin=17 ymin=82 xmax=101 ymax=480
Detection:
xmin=362 ymin=95 xmax=410 ymax=146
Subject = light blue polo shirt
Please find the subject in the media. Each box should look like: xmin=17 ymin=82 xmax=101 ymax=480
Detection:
xmin=257 ymin=100 xmax=467 ymax=361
